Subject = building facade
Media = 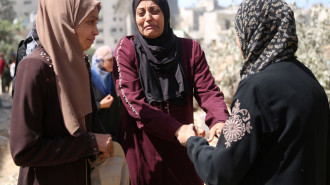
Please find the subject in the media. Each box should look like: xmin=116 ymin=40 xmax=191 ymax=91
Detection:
xmin=10 ymin=0 xmax=180 ymax=50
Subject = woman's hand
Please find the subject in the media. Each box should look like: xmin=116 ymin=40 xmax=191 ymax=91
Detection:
xmin=175 ymin=124 xmax=205 ymax=147
xmin=99 ymin=94 xmax=114 ymax=109
xmin=207 ymin=122 xmax=225 ymax=143
xmin=94 ymin=134 xmax=114 ymax=160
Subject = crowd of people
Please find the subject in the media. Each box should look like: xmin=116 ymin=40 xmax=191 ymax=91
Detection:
xmin=5 ymin=0 xmax=330 ymax=185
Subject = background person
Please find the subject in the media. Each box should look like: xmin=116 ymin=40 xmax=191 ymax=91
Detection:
xmin=0 ymin=53 xmax=6 ymax=93
xmin=91 ymin=45 xmax=121 ymax=140
xmin=1 ymin=62 xmax=11 ymax=93
xmin=177 ymin=0 xmax=330 ymax=184
xmin=112 ymin=0 xmax=229 ymax=184
xmin=10 ymin=0 xmax=113 ymax=184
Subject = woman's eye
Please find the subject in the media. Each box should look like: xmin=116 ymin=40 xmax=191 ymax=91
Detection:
xmin=88 ymin=20 xmax=98 ymax=25
xmin=150 ymin=8 xmax=160 ymax=14
xmin=137 ymin=10 xmax=145 ymax=17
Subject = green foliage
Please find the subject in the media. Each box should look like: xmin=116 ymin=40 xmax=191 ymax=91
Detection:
xmin=0 ymin=20 xmax=24 ymax=60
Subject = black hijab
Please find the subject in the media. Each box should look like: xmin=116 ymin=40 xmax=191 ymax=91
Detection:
xmin=235 ymin=0 xmax=298 ymax=79
xmin=132 ymin=0 xmax=188 ymax=105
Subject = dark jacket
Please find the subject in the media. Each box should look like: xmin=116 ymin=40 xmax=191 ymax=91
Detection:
xmin=10 ymin=46 xmax=103 ymax=185
xmin=92 ymin=82 xmax=121 ymax=141
xmin=187 ymin=60 xmax=330 ymax=185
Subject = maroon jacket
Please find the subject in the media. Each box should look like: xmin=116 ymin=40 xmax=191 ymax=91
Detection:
xmin=10 ymin=46 xmax=102 ymax=185
xmin=113 ymin=36 xmax=229 ymax=185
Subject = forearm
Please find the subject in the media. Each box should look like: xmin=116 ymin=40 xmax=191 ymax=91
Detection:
xmin=11 ymin=132 xmax=99 ymax=167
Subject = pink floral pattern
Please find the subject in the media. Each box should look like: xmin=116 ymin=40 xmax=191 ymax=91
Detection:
xmin=223 ymin=99 xmax=252 ymax=148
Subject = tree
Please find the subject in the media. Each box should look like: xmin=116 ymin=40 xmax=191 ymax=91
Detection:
xmin=0 ymin=20 xmax=24 ymax=60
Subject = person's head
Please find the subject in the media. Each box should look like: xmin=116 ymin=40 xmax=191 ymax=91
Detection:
xmin=37 ymin=0 xmax=101 ymax=52
xmin=235 ymin=0 xmax=298 ymax=78
xmin=36 ymin=0 xmax=102 ymax=136
xmin=93 ymin=45 xmax=113 ymax=72
xmin=0 ymin=52 xmax=4 ymax=59
xmin=133 ymin=0 xmax=171 ymax=39
xmin=11 ymin=52 xmax=16 ymax=59
xmin=75 ymin=7 xmax=99 ymax=51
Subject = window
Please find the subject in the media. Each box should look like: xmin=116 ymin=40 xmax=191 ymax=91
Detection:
xmin=225 ymin=20 xmax=230 ymax=30
xmin=24 ymin=1 xmax=32 ymax=5
xmin=110 ymin=28 xmax=117 ymax=33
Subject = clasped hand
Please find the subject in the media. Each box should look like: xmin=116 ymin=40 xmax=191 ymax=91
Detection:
xmin=176 ymin=122 xmax=225 ymax=147
xmin=94 ymin=134 xmax=114 ymax=161
xmin=175 ymin=124 xmax=205 ymax=147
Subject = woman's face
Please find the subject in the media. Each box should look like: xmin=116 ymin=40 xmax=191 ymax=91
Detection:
xmin=103 ymin=58 xmax=113 ymax=72
xmin=135 ymin=0 xmax=164 ymax=39
xmin=75 ymin=8 xmax=99 ymax=51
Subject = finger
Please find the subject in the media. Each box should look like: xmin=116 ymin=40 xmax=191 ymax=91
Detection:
xmin=207 ymin=133 xmax=214 ymax=142
xmin=106 ymin=138 xmax=114 ymax=157
xmin=216 ymin=129 xmax=221 ymax=137
xmin=207 ymin=128 xmax=216 ymax=142
xmin=194 ymin=126 xmax=205 ymax=137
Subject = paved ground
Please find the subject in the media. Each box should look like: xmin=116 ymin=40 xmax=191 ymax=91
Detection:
xmin=0 ymin=93 xmax=19 ymax=185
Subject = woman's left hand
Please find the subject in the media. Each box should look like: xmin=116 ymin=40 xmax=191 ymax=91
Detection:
xmin=176 ymin=124 xmax=205 ymax=147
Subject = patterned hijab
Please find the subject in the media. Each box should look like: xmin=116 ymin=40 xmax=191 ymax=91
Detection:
xmin=36 ymin=0 xmax=101 ymax=136
xmin=235 ymin=0 xmax=298 ymax=79
xmin=132 ymin=0 xmax=188 ymax=105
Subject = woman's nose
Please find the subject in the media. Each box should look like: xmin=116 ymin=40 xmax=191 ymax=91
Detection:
xmin=145 ymin=12 xmax=153 ymax=22
xmin=93 ymin=25 xmax=99 ymax=35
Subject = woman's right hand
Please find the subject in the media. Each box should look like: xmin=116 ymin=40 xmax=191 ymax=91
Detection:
xmin=94 ymin=134 xmax=114 ymax=159
xmin=99 ymin=94 xmax=114 ymax=109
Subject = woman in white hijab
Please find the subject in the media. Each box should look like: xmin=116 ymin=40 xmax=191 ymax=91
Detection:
xmin=10 ymin=0 xmax=113 ymax=184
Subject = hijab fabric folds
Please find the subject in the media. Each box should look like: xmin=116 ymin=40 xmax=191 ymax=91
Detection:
xmin=235 ymin=0 xmax=298 ymax=79
xmin=91 ymin=46 xmax=114 ymax=96
xmin=36 ymin=0 xmax=101 ymax=136
xmin=132 ymin=0 xmax=188 ymax=105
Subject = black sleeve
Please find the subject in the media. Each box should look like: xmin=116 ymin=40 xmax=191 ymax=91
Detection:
xmin=186 ymin=90 xmax=266 ymax=185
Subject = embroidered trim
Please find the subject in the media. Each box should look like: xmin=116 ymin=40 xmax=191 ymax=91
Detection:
xmin=40 ymin=51 xmax=51 ymax=62
xmin=116 ymin=38 xmax=140 ymax=119
xmin=223 ymin=99 xmax=252 ymax=148
xmin=40 ymin=51 xmax=54 ymax=71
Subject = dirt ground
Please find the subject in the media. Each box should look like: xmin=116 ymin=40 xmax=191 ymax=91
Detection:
xmin=0 ymin=93 xmax=19 ymax=185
